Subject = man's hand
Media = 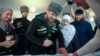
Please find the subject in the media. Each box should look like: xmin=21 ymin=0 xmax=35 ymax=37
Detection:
xmin=73 ymin=52 xmax=78 ymax=56
xmin=43 ymin=39 xmax=53 ymax=47
xmin=2 ymin=40 xmax=16 ymax=48
xmin=58 ymin=47 xmax=68 ymax=56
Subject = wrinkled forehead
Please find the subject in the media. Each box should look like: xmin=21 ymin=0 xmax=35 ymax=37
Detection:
xmin=86 ymin=0 xmax=100 ymax=17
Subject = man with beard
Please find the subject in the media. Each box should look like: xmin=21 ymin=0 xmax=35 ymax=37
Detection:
xmin=13 ymin=6 xmax=30 ymax=55
xmin=26 ymin=2 xmax=67 ymax=56
xmin=72 ymin=0 xmax=100 ymax=56
xmin=71 ymin=9 xmax=94 ymax=48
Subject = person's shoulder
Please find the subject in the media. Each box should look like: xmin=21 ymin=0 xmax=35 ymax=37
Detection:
xmin=70 ymin=22 xmax=75 ymax=26
xmin=70 ymin=21 xmax=74 ymax=24
xmin=55 ymin=19 xmax=60 ymax=22
xmin=83 ymin=20 xmax=90 ymax=24
xmin=83 ymin=21 xmax=91 ymax=26
xmin=69 ymin=24 xmax=74 ymax=27
xmin=27 ymin=19 xmax=30 ymax=22
xmin=82 ymin=21 xmax=92 ymax=28
xmin=13 ymin=18 xmax=22 ymax=21
xmin=31 ymin=18 xmax=40 ymax=24
xmin=55 ymin=19 xmax=60 ymax=24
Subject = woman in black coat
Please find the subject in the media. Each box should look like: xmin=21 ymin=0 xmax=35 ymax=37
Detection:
xmin=0 ymin=8 xmax=16 ymax=55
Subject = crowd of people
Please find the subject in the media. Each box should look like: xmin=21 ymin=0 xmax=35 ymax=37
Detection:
xmin=0 ymin=0 xmax=100 ymax=56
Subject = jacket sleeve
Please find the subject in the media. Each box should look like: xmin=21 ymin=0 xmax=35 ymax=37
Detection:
xmin=26 ymin=19 xmax=44 ymax=46
xmin=12 ymin=20 xmax=18 ymax=41
xmin=12 ymin=29 xmax=18 ymax=43
xmin=70 ymin=25 xmax=80 ymax=51
xmin=55 ymin=20 xmax=65 ymax=48
xmin=87 ymin=22 xmax=94 ymax=40
xmin=13 ymin=19 xmax=17 ymax=29
xmin=72 ymin=33 xmax=80 ymax=51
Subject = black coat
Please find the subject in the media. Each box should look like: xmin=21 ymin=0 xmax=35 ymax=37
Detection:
xmin=0 ymin=25 xmax=16 ymax=55
xmin=13 ymin=18 xmax=30 ymax=54
xmin=13 ymin=18 xmax=30 ymax=35
xmin=26 ymin=13 xmax=65 ymax=54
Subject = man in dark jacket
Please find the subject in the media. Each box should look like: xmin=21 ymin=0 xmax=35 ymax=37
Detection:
xmin=26 ymin=2 xmax=67 ymax=56
xmin=73 ymin=0 xmax=100 ymax=56
xmin=71 ymin=9 xmax=94 ymax=48
xmin=13 ymin=6 xmax=30 ymax=55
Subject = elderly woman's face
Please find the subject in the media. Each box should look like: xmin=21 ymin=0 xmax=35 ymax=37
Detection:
xmin=61 ymin=19 xmax=69 ymax=26
xmin=1 ymin=10 xmax=13 ymax=22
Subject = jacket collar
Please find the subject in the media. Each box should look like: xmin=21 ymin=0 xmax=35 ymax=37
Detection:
xmin=36 ymin=12 xmax=46 ymax=22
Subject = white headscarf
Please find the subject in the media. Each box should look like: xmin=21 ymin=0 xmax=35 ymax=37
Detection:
xmin=62 ymin=15 xmax=71 ymax=23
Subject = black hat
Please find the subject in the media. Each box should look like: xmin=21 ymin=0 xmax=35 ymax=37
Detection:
xmin=75 ymin=9 xmax=83 ymax=14
xmin=48 ymin=2 xmax=63 ymax=16
xmin=20 ymin=6 xmax=29 ymax=13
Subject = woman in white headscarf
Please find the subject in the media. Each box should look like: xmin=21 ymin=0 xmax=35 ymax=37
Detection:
xmin=60 ymin=14 xmax=80 ymax=53
xmin=0 ymin=7 xmax=16 ymax=55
